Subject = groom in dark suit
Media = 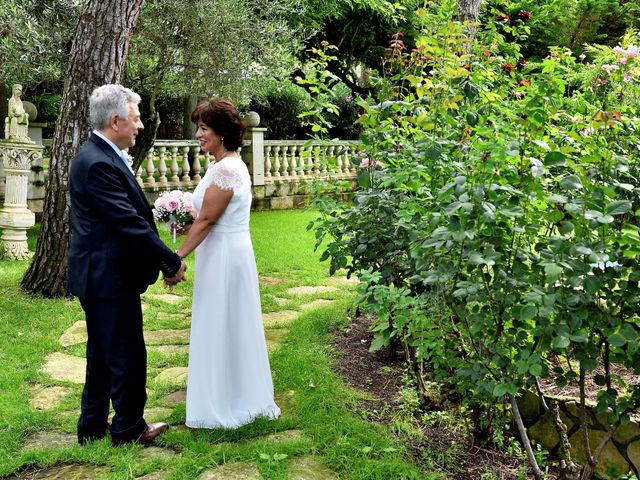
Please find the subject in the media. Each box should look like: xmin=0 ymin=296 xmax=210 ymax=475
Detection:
xmin=68 ymin=84 xmax=186 ymax=446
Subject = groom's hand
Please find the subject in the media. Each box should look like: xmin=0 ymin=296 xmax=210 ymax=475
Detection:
xmin=164 ymin=260 xmax=187 ymax=287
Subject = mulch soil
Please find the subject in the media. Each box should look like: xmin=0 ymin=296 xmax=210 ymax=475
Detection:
xmin=331 ymin=311 xmax=534 ymax=480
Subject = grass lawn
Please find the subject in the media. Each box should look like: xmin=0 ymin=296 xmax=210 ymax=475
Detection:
xmin=0 ymin=209 xmax=438 ymax=479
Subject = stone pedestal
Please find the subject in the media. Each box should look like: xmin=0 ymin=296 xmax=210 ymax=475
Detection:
xmin=0 ymin=140 xmax=43 ymax=259
xmin=241 ymin=126 xmax=266 ymax=187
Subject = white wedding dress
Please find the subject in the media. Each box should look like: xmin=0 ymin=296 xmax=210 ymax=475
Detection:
xmin=185 ymin=156 xmax=280 ymax=429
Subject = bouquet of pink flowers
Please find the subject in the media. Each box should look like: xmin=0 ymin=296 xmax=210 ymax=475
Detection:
xmin=153 ymin=190 xmax=196 ymax=242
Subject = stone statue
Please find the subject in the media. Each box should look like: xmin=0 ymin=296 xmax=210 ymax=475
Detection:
xmin=4 ymin=84 xmax=31 ymax=142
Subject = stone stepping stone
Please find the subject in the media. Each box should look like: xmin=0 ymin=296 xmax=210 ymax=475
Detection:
xmin=138 ymin=446 xmax=175 ymax=461
xmin=154 ymin=367 xmax=188 ymax=387
xmin=12 ymin=464 xmax=109 ymax=479
xmin=148 ymin=345 xmax=189 ymax=355
xmin=259 ymin=276 xmax=285 ymax=286
xmin=326 ymin=276 xmax=358 ymax=286
xmin=161 ymin=390 xmax=186 ymax=405
xmin=145 ymin=293 xmax=186 ymax=304
xmin=41 ymin=352 xmax=86 ymax=384
xmin=22 ymin=431 xmax=76 ymax=450
xmin=300 ymin=299 xmax=334 ymax=310
xmin=272 ymin=297 xmax=289 ymax=306
xmin=273 ymin=390 xmax=296 ymax=419
xmin=136 ymin=471 xmax=168 ymax=480
xmin=156 ymin=312 xmax=189 ymax=321
xmin=265 ymin=330 xmax=288 ymax=353
xmin=285 ymin=286 xmax=337 ymax=296
xmin=264 ymin=429 xmax=307 ymax=443
xmin=144 ymin=407 xmax=173 ymax=423
xmin=145 ymin=329 xmax=190 ymax=345
xmin=59 ymin=321 xmax=87 ymax=347
xmin=199 ymin=462 xmax=262 ymax=479
xmin=287 ymin=456 xmax=337 ymax=480
xmin=29 ymin=385 xmax=72 ymax=411
xmin=263 ymin=310 xmax=299 ymax=328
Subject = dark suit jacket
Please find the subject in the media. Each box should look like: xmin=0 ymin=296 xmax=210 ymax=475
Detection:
xmin=68 ymin=133 xmax=181 ymax=299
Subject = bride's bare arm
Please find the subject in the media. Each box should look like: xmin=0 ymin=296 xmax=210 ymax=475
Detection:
xmin=176 ymin=185 xmax=233 ymax=259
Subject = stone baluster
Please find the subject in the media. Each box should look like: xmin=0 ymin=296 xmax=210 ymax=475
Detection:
xmin=321 ymin=145 xmax=329 ymax=174
xmin=135 ymin=164 xmax=143 ymax=186
xmin=342 ymin=145 xmax=351 ymax=175
xmin=169 ymin=146 xmax=180 ymax=184
xmin=180 ymin=146 xmax=191 ymax=185
xmin=313 ymin=145 xmax=321 ymax=174
xmin=273 ymin=145 xmax=281 ymax=177
xmin=289 ymin=145 xmax=298 ymax=176
xmin=157 ymin=146 xmax=168 ymax=185
xmin=264 ymin=145 xmax=272 ymax=178
xmin=303 ymin=146 xmax=313 ymax=176
xmin=145 ymin=147 xmax=156 ymax=186
xmin=191 ymin=145 xmax=202 ymax=182
xmin=281 ymin=145 xmax=289 ymax=178
xmin=336 ymin=146 xmax=344 ymax=175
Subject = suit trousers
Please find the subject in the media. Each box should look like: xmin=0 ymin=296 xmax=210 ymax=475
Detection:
xmin=77 ymin=296 xmax=148 ymax=443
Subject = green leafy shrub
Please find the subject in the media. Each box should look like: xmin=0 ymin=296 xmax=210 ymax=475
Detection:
xmin=311 ymin=10 xmax=640 ymax=479
xmin=249 ymin=80 xmax=312 ymax=139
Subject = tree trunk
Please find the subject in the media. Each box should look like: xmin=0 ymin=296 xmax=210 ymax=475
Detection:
xmin=183 ymin=95 xmax=198 ymax=140
xmin=454 ymin=0 xmax=483 ymax=49
xmin=21 ymin=0 xmax=143 ymax=297
xmin=0 ymin=80 xmax=8 ymax=140
xmin=130 ymin=105 xmax=160 ymax=174
xmin=454 ymin=0 xmax=482 ymax=23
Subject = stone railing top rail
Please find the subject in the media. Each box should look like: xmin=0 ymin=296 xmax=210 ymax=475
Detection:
xmin=263 ymin=139 xmax=361 ymax=146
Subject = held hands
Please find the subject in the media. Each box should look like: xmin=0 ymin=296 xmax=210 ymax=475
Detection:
xmin=163 ymin=260 xmax=187 ymax=289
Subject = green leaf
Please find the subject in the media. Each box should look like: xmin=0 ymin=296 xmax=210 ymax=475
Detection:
xmin=606 ymin=200 xmax=632 ymax=216
xmin=559 ymin=221 xmax=574 ymax=234
xmin=369 ymin=334 xmax=388 ymax=352
xmin=544 ymin=151 xmax=565 ymax=166
xmin=581 ymin=358 xmax=598 ymax=371
xmin=529 ymin=364 xmax=543 ymax=377
xmin=560 ymin=175 xmax=583 ymax=190
xmin=570 ymin=332 xmax=589 ymax=343
xmin=493 ymin=383 xmax=510 ymax=397
xmin=499 ymin=206 xmax=524 ymax=218
xmin=516 ymin=305 xmax=537 ymax=321
xmin=607 ymin=333 xmax=627 ymax=348
xmin=583 ymin=276 xmax=602 ymax=294
xmin=542 ymin=262 xmax=563 ymax=281
xmin=552 ymin=336 xmax=570 ymax=349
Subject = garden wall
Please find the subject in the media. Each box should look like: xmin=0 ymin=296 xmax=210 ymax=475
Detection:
xmin=518 ymin=391 xmax=640 ymax=478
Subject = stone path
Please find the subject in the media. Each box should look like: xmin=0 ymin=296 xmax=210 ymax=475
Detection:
xmin=21 ymin=277 xmax=354 ymax=479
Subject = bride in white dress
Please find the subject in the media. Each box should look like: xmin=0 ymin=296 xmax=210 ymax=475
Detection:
xmin=175 ymin=99 xmax=280 ymax=428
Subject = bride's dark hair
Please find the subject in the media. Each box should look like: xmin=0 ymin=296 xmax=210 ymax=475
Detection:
xmin=191 ymin=98 xmax=246 ymax=151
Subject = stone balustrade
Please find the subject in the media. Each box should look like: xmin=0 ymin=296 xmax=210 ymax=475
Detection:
xmin=21 ymin=129 xmax=362 ymax=212
xmin=133 ymin=134 xmax=360 ymax=192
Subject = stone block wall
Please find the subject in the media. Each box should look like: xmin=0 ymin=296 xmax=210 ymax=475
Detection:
xmin=518 ymin=391 xmax=640 ymax=478
xmin=251 ymin=178 xmax=356 ymax=211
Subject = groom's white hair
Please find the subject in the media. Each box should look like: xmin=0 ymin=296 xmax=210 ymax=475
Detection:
xmin=89 ymin=84 xmax=141 ymax=130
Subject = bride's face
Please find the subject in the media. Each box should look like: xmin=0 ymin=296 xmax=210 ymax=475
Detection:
xmin=195 ymin=122 xmax=220 ymax=154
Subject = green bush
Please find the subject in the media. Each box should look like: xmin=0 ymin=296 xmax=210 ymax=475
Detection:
xmin=311 ymin=11 xmax=640 ymax=479
xmin=249 ymin=81 xmax=312 ymax=139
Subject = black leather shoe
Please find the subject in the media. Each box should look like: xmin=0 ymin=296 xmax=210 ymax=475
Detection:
xmin=111 ymin=422 xmax=169 ymax=446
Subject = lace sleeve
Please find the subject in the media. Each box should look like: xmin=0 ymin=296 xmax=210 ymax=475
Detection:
xmin=208 ymin=161 xmax=247 ymax=191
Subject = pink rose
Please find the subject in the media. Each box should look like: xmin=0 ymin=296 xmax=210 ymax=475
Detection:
xmin=360 ymin=158 xmax=370 ymax=168
xmin=166 ymin=199 xmax=180 ymax=212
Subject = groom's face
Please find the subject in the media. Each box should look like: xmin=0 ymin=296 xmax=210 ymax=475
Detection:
xmin=114 ymin=102 xmax=144 ymax=149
